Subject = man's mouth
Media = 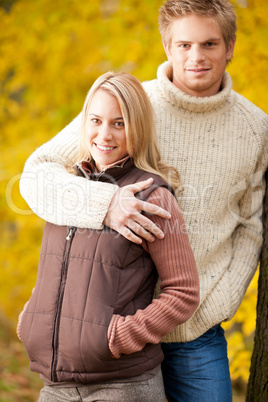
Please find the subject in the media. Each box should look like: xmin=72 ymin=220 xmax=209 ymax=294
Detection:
xmin=187 ymin=68 xmax=210 ymax=72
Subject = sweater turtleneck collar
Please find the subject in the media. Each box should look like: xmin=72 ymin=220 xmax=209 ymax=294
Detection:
xmin=157 ymin=61 xmax=235 ymax=114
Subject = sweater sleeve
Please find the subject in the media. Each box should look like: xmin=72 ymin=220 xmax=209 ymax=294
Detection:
xmin=108 ymin=187 xmax=200 ymax=358
xmin=19 ymin=113 xmax=118 ymax=229
xmin=227 ymin=140 xmax=268 ymax=319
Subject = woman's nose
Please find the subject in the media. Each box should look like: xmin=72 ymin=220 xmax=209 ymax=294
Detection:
xmin=98 ymin=123 xmax=113 ymax=141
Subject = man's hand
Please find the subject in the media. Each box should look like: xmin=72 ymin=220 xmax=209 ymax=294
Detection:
xmin=103 ymin=178 xmax=171 ymax=244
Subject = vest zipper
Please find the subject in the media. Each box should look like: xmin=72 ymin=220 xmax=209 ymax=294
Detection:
xmin=51 ymin=226 xmax=77 ymax=382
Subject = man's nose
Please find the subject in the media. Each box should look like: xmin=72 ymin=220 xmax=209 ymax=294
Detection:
xmin=190 ymin=45 xmax=205 ymax=63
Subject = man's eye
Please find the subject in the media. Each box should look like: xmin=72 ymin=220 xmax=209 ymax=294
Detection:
xmin=206 ymin=42 xmax=215 ymax=47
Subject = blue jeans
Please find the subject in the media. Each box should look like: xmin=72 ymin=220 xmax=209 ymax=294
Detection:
xmin=161 ymin=325 xmax=232 ymax=402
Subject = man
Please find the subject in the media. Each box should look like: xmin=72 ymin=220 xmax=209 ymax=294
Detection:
xmin=20 ymin=0 xmax=268 ymax=400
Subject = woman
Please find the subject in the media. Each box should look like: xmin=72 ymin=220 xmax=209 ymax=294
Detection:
xmin=17 ymin=72 xmax=199 ymax=401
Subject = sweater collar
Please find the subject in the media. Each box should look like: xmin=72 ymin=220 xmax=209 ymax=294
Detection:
xmin=74 ymin=156 xmax=134 ymax=183
xmin=157 ymin=61 xmax=234 ymax=113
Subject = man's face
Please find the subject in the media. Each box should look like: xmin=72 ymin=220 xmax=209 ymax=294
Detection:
xmin=164 ymin=14 xmax=235 ymax=97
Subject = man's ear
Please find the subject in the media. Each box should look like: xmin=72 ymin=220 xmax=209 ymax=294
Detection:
xmin=226 ymin=38 xmax=235 ymax=61
xmin=163 ymin=41 xmax=172 ymax=61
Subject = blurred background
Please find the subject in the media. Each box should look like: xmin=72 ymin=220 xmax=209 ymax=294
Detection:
xmin=1 ymin=0 xmax=267 ymax=400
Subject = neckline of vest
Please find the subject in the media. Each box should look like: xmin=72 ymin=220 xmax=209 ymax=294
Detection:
xmin=74 ymin=157 xmax=135 ymax=183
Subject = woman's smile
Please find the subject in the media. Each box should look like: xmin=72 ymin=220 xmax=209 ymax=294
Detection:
xmin=86 ymin=89 xmax=128 ymax=171
xmin=94 ymin=143 xmax=117 ymax=152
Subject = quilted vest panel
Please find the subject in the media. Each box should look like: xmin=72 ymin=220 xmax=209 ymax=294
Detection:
xmin=20 ymin=166 xmax=171 ymax=383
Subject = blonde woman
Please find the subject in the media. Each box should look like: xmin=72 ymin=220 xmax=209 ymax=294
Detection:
xmin=17 ymin=72 xmax=199 ymax=402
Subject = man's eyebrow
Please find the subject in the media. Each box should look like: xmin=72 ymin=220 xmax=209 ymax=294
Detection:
xmin=204 ymin=37 xmax=221 ymax=42
xmin=174 ymin=37 xmax=221 ymax=44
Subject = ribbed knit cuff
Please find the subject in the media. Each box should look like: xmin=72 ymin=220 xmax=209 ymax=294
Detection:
xmin=107 ymin=314 xmax=121 ymax=358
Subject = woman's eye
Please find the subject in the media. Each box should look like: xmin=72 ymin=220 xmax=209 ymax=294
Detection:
xmin=91 ymin=118 xmax=100 ymax=124
xmin=115 ymin=121 xmax=124 ymax=127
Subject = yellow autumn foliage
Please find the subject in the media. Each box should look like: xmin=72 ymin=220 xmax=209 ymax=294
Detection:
xmin=1 ymin=0 xmax=267 ymax=386
xmin=222 ymin=267 xmax=258 ymax=383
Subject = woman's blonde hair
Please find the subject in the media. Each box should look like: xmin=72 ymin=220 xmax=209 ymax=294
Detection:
xmin=159 ymin=0 xmax=237 ymax=50
xmin=77 ymin=71 xmax=181 ymax=192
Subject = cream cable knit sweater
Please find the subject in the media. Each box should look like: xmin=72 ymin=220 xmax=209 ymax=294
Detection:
xmin=20 ymin=116 xmax=117 ymax=229
xmin=20 ymin=62 xmax=268 ymax=342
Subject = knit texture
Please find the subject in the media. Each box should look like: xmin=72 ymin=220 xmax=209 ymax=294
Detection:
xmin=20 ymin=61 xmax=268 ymax=342
xmin=108 ymin=186 xmax=199 ymax=357
xmin=143 ymin=62 xmax=268 ymax=341
xmin=20 ymin=114 xmax=117 ymax=228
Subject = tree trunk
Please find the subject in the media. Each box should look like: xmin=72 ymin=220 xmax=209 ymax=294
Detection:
xmin=246 ymin=170 xmax=268 ymax=401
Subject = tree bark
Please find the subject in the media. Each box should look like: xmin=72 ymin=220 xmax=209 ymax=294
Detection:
xmin=247 ymin=170 xmax=268 ymax=401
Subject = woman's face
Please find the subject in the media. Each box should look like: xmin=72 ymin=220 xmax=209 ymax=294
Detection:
xmin=85 ymin=89 xmax=128 ymax=171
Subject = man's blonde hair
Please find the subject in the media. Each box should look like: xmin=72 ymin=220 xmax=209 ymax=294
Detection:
xmin=77 ymin=72 xmax=181 ymax=191
xmin=159 ymin=0 xmax=237 ymax=49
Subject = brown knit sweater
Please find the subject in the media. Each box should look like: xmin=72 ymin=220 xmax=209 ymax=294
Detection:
xmin=108 ymin=186 xmax=199 ymax=358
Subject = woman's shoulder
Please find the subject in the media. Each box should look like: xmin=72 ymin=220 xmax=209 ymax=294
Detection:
xmin=147 ymin=186 xmax=180 ymax=212
xmin=130 ymin=167 xmax=175 ymax=200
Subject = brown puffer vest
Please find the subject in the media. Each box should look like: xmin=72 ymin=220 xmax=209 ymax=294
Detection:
xmin=20 ymin=159 xmax=174 ymax=384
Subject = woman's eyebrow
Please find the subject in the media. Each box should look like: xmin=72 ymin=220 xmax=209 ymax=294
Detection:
xmin=88 ymin=114 xmax=123 ymax=120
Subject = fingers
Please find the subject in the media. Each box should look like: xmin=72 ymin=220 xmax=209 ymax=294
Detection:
xmin=126 ymin=219 xmax=156 ymax=243
xmin=104 ymin=180 xmax=172 ymax=244
xmin=127 ymin=178 xmax=154 ymax=194
xmin=120 ymin=182 xmax=171 ymax=220
xmin=118 ymin=215 xmax=164 ymax=244
xmin=132 ymin=213 xmax=166 ymax=240
xmin=119 ymin=226 xmax=144 ymax=245
xmin=115 ymin=197 xmax=168 ymax=239
xmin=138 ymin=200 xmax=171 ymax=220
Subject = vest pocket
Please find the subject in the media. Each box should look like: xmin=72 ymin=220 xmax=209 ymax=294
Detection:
xmin=56 ymin=304 xmax=115 ymax=374
xmin=20 ymin=309 xmax=54 ymax=369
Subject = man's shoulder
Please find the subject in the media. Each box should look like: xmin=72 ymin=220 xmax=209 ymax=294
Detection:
xmin=232 ymin=90 xmax=268 ymax=138
xmin=233 ymin=91 xmax=268 ymax=123
xmin=142 ymin=78 xmax=158 ymax=96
